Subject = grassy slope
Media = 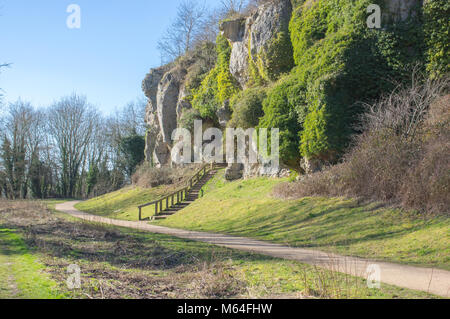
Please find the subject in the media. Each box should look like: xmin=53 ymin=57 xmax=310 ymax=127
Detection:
xmin=157 ymin=174 xmax=450 ymax=270
xmin=0 ymin=200 xmax=437 ymax=299
xmin=0 ymin=228 xmax=64 ymax=299
xmin=75 ymin=185 xmax=177 ymax=220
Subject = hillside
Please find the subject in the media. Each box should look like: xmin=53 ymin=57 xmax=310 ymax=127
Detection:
xmin=157 ymin=173 xmax=450 ymax=270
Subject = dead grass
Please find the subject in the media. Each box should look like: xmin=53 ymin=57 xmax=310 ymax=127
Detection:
xmin=132 ymin=164 xmax=203 ymax=188
xmin=1 ymin=201 xmax=438 ymax=299
xmin=0 ymin=201 xmax=247 ymax=299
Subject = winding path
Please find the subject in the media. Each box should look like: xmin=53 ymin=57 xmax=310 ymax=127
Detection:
xmin=56 ymin=201 xmax=450 ymax=297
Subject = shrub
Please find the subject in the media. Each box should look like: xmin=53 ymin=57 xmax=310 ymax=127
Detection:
xmin=423 ymin=0 xmax=450 ymax=78
xmin=191 ymin=35 xmax=240 ymax=121
xmin=183 ymin=42 xmax=218 ymax=91
xmin=179 ymin=108 xmax=202 ymax=132
xmin=258 ymin=75 xmax=303 ymax=167
xmin=258 ymin=0 xmax=425 ymax=166
xmin=229 ymin=87 xmax=267 ymax=129
xmin=132 ymin=164 xmax=203 ymax=188
xmin=274 ymin=75 xmax=450 ymax=215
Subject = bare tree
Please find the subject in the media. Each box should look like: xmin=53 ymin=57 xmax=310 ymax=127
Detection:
xmin=196 ymin=8 xmax=222 ymax=43
xmin=0 ymin=100 xmax=39 ymax=199
xmin=47 ymin=94 xmax=98 ymax=198
xmin=157 ymin=0 xmax=206 ymax=63
xmin=220 ymin=0 xmax=249 ymax=16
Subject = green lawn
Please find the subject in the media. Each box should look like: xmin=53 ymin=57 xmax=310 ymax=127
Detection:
xmin=0 ymin=201 xmax=438 ymax=299
xmin=157 ymin=175 xmax=450 ymax=270
xmin=0 ymin=228 xmax=65 ymax=299
xmin=74 ymin=185 xmax=177 ymax=220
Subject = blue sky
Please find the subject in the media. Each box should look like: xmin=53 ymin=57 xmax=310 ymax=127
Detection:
xmin=0 ymin=0 xmax=222 ymax=114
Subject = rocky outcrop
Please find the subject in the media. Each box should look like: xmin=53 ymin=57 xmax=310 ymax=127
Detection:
xmin=221 ymin=0 xmax=292 ymax=87
xmin=157 ymin=67 xmax=185 ymax=144
xmin=243 ymin=162 xmax=290 ymax=179
xmin=143 ymin=65 xmax=187 ymax=166
xmin=216 ymin=101 xmax=232 ymax=128
xmin=225 ymin=163 xmax=244 ymax=181
xmin=220 ymin=18 xmax=246 ymax=42
xmin=384 ymin=0 xmax=420 ymax=23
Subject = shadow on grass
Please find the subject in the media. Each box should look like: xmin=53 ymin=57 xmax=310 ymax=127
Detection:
xmin=1 ymin=216 xmax=275 ymax=273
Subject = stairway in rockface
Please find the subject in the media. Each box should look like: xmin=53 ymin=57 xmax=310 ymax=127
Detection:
xmin=152 ymin=165 xmax=226 ymax=220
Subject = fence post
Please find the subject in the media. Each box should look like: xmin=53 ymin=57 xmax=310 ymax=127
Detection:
xmin=139 ymin=207 xmax=142 ymax=221
xmin=155 ymin=202 xmax=158 ymax=216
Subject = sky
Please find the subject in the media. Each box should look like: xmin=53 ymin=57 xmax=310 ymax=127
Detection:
xmin=0 ymin=0 xmax=223 ymax=114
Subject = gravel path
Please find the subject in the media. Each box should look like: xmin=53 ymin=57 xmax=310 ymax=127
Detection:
xmin=56 ymin=201 xmax=450 ymax=297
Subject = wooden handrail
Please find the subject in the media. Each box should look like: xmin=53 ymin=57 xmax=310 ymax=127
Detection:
xmin=138 ymin=163 xmax=218 ymax=220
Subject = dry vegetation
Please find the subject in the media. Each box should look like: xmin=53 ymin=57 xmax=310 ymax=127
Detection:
xmin=275 ymin=75 xmax=450 ymax=215
xmin=1 ymin=201 xmax=439 ymax=299
xmin=131 ymin=164 xmax=203 ymax=189
xmin=0 ymin=201 xmax=245 ymax=299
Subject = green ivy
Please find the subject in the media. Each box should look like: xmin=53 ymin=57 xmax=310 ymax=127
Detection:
xmin=423 ymin=0 xmax=450 ymax=78
xmin=259 ymin=0 xmax=425 ymax=165
xmin=191 ymin=35 xmax=239 ymax=121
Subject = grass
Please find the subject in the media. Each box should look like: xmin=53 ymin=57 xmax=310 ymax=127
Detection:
xmin=0 ymin=228 xmax=64 ymax=299
xmin=74 ymin=185 xmax=178 ymax=221
xmin=156 ymin=175 xmax=450 ymax=270
xmin=0 ymin=200 xmax=438 ymax=299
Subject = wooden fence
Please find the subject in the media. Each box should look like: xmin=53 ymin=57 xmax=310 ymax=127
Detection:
xmin=138 ymin=163 xmax=218 ymax=220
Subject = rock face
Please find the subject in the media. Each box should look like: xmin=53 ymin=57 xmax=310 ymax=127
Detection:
xmin=143 ymin=0 xmax=293 ymax=172
xmin=225 ymin=163 xmax=244 ymax=181
xmin=143 ymin=65 xmax=169 ymax=165
xmin=157 ymin=67 xmax=185 ymax=144
xmin=216 ymin=101 xmax=232 ymax=128
xmin=143 ymin=65 xmax=188 ymax=166
xmin=243 ymin=162 xmax=290 ymax=179
xmin=221 ymin=0 xmax=292 ymax=87
xmin=384 ymin=0 xmax=420 ymax=22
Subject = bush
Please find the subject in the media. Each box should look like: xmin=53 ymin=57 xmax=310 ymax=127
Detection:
xmin=274 ymin=75 xmax=450 ymax=215
xmin=179 ymin=108 xmax=202 ymax=132
xmin=258 ymin=0 xmax=425 ymax=167
xmin=258 ymin=75 xmax=303 ymax=167
xmin=229 ymin=87 xmax=266 ymax=129
xmin=191 ymin=35 xmax=240 ymax=121
xmin=424 ymin=0 xmax=450 ymax=78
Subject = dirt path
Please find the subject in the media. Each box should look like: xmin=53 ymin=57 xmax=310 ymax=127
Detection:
xmin=56 ymin=201 xmax=450 ymax=297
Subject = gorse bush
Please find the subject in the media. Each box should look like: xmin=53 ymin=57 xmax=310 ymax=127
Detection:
xmin=274 ymin=74 xmax=450 ymax=215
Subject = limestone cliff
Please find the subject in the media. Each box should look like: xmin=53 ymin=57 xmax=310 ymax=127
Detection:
xmin=142 ymin=0 xmax=427 ymax=176
xmin=221 ymin=0 xmax=293 ymax=87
